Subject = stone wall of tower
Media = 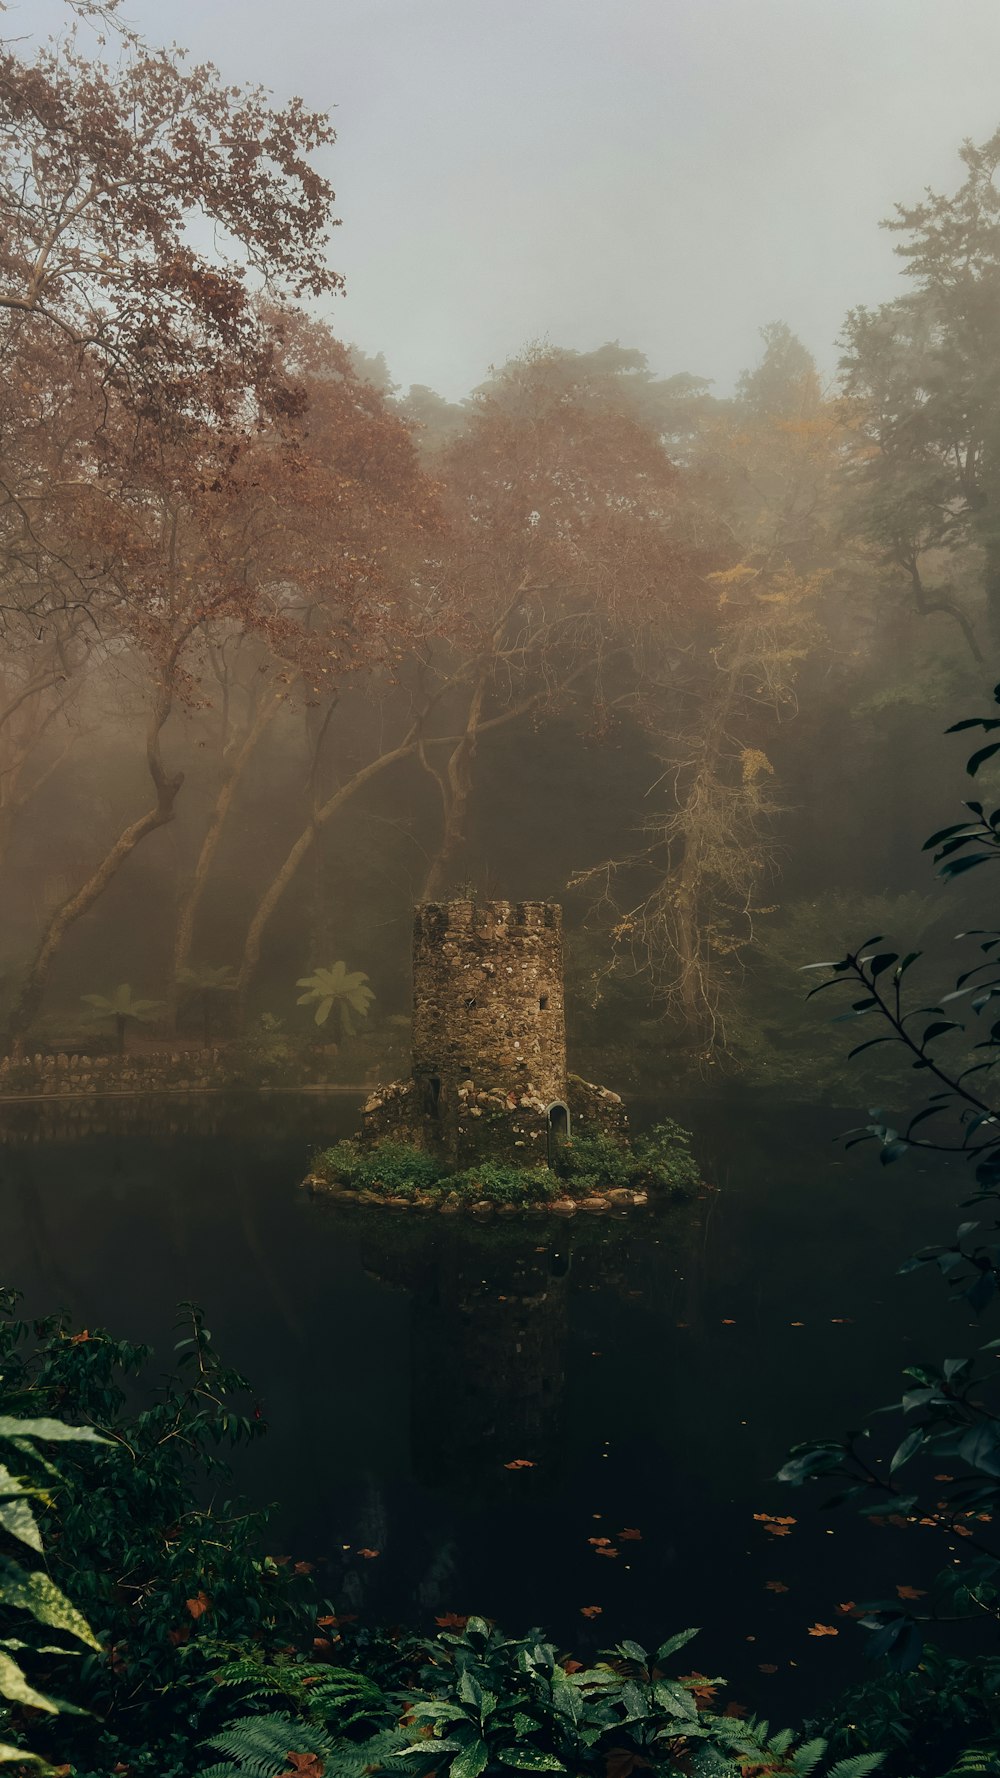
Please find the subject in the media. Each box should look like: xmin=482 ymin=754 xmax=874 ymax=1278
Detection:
xmin=411 ymin=900 xmax=567 ymax=1104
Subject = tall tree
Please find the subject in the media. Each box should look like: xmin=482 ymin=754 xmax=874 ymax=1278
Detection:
xmin=839 ymin=126 xmax=1000 ymax=657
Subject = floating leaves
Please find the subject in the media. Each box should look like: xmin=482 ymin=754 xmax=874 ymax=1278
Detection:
xmin=504 ymin=1459 xmax=536 ymax=1471
xmin=753 ymin=1513 xmax=796 ymax=1538
xmin=356 ymin=1548 xmax=380 ymax=1560
xmin=807 ymin=1623 xmax=838 ymax=1638
xmin=579 ymin=1605 xmax=602 ymax=1619
xmin=895 ymin=1585 xmax=927 ymax=1601
xmin=764 ymin=1580 xmax=788 ymax=1593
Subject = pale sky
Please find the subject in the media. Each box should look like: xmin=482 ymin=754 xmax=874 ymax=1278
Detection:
xmin=21 ymin=0 xmax=1000 ymax=399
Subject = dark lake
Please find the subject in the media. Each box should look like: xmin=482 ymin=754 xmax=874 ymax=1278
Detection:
xmin=0 ymin=1092 xmax=980 ymax=1721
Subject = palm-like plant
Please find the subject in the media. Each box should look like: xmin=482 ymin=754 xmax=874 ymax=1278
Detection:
xmin=80 ymin=984 xmax=164 ymax=1057
xmin=177 ymin=964 xmax=238 ymax=1048
xmin=295 ymin=962 xmax=374 ymax=1042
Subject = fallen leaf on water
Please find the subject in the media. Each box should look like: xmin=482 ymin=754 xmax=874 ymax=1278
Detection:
xmin=835 ymin=1602 xmax=858 ymax=1617
xmin=186 ymin=1592 xmax=211 ymax=1619
xmin=721 ymin=1319 xmax=736 ymax=1325
xmin=790 ymin=1321 xmax=804 ymax=1328
xmin=619 ymin=1528 xmax=642 ymax=1541
xmin=356 ymin=1548 xmax=380 ymax=1559
xmin=934 ymin=1474 xmax=955 ymax=1483
xmin=753 ymin=1513 xmax=796 ymax=1537
xmin=435 ymin=1613 xmax=468 ymax=1629
xmin=588 ymin=1536 xmax=612 ymax=1547
xmin=896 ymin=1585 xmax=927 ymax=1601
xmin=580 ymin=1605 xmax=603 ymax=1619
xmin=807 ymin=1624 xmax=838 ymax=1638
xmin=758 ymin=1663 xmax=778 ymax=1674
xmin=595 ymin=1546 xmax=619 ymax=1558
xmin=764 ymin=1580 xmax=788 ymax=1593
xmin=504 ymin=1459 xmax=536 ymax=1470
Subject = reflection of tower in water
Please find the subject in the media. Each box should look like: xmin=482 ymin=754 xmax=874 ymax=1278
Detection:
xmin=360 ymin=1228 xmax=570 ymax=1492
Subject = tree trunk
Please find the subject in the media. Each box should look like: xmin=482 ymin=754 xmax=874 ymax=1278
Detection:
xmin=4 ymin=660 xmax=184 ymax=1054
xmin=168 ymin=691 xmax=283 ymax=1027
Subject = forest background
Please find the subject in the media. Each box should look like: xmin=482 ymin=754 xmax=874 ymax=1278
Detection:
xmin=4 ymin=0 xmax=1000 ymax=1103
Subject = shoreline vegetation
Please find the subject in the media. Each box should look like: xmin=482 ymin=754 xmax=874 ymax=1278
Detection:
xmin=304 ymin=1121 xmax=703 ymax=1213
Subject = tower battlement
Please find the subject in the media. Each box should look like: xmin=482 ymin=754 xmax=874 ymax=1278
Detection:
xmin=413 ymin=900 xmax=560 ymax=942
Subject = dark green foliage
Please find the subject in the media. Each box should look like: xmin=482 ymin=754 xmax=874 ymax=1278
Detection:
xmin=0 ymin=1289 xmax=315 ymax=1777
xmin=552 ymin=1121 xmax=700 ymax=1198
xmin=199 ymin=1616 xmax=882 ymax=1778
xmin=447 ymin=1162 xmax=561 ymax=1204
xmin=784 ymin=690 xmax=1000 ymax=1691
xmin=312 ymin=1122 xmax=700 ymax=1205
xmin=816 ymin=1647 xmax=1000 ymax=1776
xmin=312 ymin=1140 xmax=443 ymax=1195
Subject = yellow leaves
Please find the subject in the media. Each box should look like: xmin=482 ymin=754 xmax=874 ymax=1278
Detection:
xmin=740 ymin=748 xmax=773 ymax=786
xmin=707 ymin=563 xmax=758 ymax=587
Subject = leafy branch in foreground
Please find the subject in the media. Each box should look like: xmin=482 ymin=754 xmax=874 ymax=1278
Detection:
xmin=781 ymin=683 xmax=1000 ymax=1705
xmin=0 ymin=1411 xmax=107 ymax=1771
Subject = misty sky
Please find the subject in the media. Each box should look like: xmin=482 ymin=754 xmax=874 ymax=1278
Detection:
xmin=22 ymin=0 xmax=1000 ymax=400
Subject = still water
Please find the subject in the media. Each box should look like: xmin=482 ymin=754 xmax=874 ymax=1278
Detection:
xmin=0 ymin=1093 xmax=975 ymax=1718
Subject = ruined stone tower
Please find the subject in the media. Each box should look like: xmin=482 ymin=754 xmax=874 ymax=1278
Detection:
xmin=412 ymin=900 xmax=566 ymax=1106
xmin=362 ymin=899 xmax=626 ymax=1164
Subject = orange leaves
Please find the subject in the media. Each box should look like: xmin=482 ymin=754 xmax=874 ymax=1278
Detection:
xmin=504 ymin=1459 xmax=536 ymax=1470
xmin=678 ymin=1672 xmax=718 ymax=1707
xmin=580 ymin=1605 xmax=603 ymax=1619
xmin=764 ymin=1580 xmax=788 ymax=1593
xmin=807 ymin=1623 xmax=838 ymax=1638
xmin=185 ymin=1591 xmax=211 ymax=1619
xmin=594 ymin=1546 xmax=619 ymax=1559
xmin=721 ymin=1318 xmax=737 ymax=1326
xmin=279 ymin=1756 xmax=325 ymax=1778
xmin=588 ymin=1537 xmax=612 ymax=1547
xmin=896 ymin=1585 xmax=927 ymax=1601
xmin=356 ymin=1547 xmax=380 ymax=1560
xmin=757 ymin=1663 xmax=778 ymax=1675
xmin=753 ymin=1513 xmax=796 ymax=1538
xmin=434 ymin=1613 xmax=468 ymax=1630
xmin=619 ymin=1527 xmax=642 ymax=1542
xmin=835 ymin=1602 xmax=860 ymax=1618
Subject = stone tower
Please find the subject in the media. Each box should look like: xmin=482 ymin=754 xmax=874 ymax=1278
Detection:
xmin=411 ymin=900 xmax=566 ymax=1105
xmin=361 ymin=898 xmax=626 ymax=1163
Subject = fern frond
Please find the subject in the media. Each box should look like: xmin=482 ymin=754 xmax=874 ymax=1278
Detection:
xmin=792 ymin=1738 xmax=829 ymax=1778
xmin=201 ymin=1711 xmax=333 ymax=1777
xmin=324 ymin=1727 xmax=413 ymax=1778
xmin=826 ymin=1755 xmax=885 ymax=1778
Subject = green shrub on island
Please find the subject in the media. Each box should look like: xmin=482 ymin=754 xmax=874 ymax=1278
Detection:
xmin=552 ymin=1118 xmax=701 ymax=1199
xmin=311 ymin=1120 xmax=701 ymax=1205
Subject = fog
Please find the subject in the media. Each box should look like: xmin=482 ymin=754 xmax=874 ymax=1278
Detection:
xmin=3 ymin=0 xmax=1000 ymax=1102
xmin=20 ymin=0 xmax=1000 ymax=398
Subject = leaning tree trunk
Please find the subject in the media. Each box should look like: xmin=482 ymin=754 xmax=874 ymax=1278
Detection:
xmin=4 ymin=665 xmax=184 ymax=1055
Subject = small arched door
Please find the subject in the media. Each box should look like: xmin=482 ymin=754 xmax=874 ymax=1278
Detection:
xmin=546 ymin=1099 xmax=570 ymax=1162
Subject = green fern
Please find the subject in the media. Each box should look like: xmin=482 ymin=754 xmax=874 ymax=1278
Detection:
xmin=201 ymin=1710 xmax=333 ymax=1778
xmin=941 ymin=1754 xmax=1000 ymax=1778
xmin=826 ymin=1757 xmax=886 ymax=1778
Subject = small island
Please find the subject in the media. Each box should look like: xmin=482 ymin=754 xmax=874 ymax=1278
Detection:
xmin=306 ymin=898 xmax=700 ymax=1213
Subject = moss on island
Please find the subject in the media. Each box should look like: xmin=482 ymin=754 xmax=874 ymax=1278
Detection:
xmin=304 ymin=1121 xmax=701 ymax=1213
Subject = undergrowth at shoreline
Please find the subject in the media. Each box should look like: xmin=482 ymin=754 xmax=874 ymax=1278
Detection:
xmin=309 ymin=1120 xmax=701 ymax=1205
